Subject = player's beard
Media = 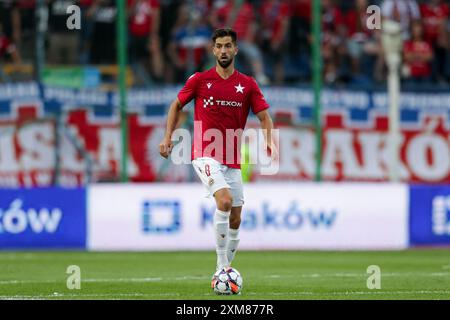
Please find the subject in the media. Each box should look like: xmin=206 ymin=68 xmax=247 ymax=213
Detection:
xmin=217 ymin=55 xmax=234 ymax=68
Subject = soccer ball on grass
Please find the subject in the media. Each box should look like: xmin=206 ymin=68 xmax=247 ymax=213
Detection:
xmin=211 ymin=267 xmax=243 ymax=295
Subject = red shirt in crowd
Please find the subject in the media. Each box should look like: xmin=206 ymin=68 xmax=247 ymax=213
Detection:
xmin=79 ymin=0 xmax=94 ymax=6
xmin=322 ymin=5 xmax=345 ymax=33
xmin=16 ymin=0 xmax=35 ymax=8
xmin=345 ymin=9 xmax=371 ymax=38
xmin=0 ymin=34 xmax=15 ymax=58
xmin=403 ymin=40 xmax=433 ymax=77
xmin=290 ymin=0 xmax=311 ymax=20
xmin=215 ymin=2 xmax=255 ymax=41
xmin=127 ymin=0 xmax=160 ymax=37
xmin=177 ymin=68 xmax=269 ymax=168
xmin=319 ymin=4 xmax=345 ymax=46
xmin=259 ymin=0 xmax=290 ymax=42
xmin=420 ymin=2 xmax=449 ymax=44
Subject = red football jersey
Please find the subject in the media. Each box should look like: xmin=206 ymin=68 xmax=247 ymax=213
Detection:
xmin=0 ymin=34 xmax=14 ymax=57
xmin=177 ymin=67 xmax=269 ymax=169
xmin=127 ymin=0 xmax=160 ymax=37
xmin=403 ymin=40 xmax=433 ymax=77
xmin=215 ymin=2 xmax=255 ymax=41
xmin=420 ymin=3 xmax=450 ymax=44
xmin=259 ymin=1 xmax=291 ymax=42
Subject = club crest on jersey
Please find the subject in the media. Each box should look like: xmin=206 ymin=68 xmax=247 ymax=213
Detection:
xmin=207 ymin=83 xmax=212 ymax=89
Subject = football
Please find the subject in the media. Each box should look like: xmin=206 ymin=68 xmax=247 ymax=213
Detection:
xmin=211 ymin=267 xmax=243 ymax=295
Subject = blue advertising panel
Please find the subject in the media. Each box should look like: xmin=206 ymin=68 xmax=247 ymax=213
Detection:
xmin=0 ymin=188 xmax=86 ymax=249
xmin=410 ymin=185 xmax=450 ymax=245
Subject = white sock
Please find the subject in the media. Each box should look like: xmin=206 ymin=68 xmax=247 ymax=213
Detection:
xmin=214 ymin=209 xmax=230 ymax=269
xmin=227 ymin=228 xmax=240 ymax=265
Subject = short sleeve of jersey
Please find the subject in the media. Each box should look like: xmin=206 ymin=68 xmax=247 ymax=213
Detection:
xmin=177 ymin=73 xmax=199 ymax=107
xmin=250 ymin=78 xmax=270 ymax=114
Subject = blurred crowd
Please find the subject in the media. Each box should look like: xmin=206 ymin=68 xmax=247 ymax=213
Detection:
xmin=1 ymin=0 xmax=450 ymax=87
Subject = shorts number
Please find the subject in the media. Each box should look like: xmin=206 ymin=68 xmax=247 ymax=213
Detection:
xmin=205 ymin=164 xmax=211 ymax=177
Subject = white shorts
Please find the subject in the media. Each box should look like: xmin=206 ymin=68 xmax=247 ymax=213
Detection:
xmin=192 ymin=157 xmax=244 ymax=207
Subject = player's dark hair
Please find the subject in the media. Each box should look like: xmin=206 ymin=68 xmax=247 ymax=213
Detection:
xmin=212 ymin=28 xmax=237 ymax=44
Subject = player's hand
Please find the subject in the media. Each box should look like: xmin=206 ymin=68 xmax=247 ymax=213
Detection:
xmin=266 ymin=141 xmax=279 ymax=163
xmin=159 ymin=137 xmax=173 ymax=159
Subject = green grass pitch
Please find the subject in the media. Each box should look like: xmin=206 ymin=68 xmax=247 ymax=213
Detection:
xmin=0 ymin=249 xmax=449 ymax=300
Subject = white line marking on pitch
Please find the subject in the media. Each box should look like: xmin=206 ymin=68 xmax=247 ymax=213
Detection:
xmin=263 ymin=272 xmax=450 ymax=278
xmin=83 ymin=278 xmax=163 ymax=282
xmin=1 ymin=290 xmax=450 ymax=300
xmin=0 ymin=276 xmax=208 ymax=285
xmin=246 ymin=290 xmax=450 ymax=297
xmin=1 ymin=271 xmax=449 ymax=285
xmin=0 ymin=293 xmax=182 ymax=300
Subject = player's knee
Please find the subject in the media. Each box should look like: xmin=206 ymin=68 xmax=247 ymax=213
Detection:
xmin=217 ymin=196 xmax=233 ymax=212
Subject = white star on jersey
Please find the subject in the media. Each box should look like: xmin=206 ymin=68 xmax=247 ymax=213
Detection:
xmin=235 ymin=83 xmax=245 ymax=94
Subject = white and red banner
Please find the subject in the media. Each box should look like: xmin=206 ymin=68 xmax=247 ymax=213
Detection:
xmin=257 ymin=118 xmax=450 ymax=183
xmin=0 ymin=83 xmax=449 ymax=186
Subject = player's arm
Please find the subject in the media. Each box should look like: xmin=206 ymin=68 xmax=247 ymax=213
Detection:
xmin=160 ymin=71 xmax=198 ymax=158
xmin=150 ymin=4 xmax=161 ymax=46
xmin=159 ymin=98 xmax=183 ymax=159
xmin=256 ymin=109 xmax=278 ymax=161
